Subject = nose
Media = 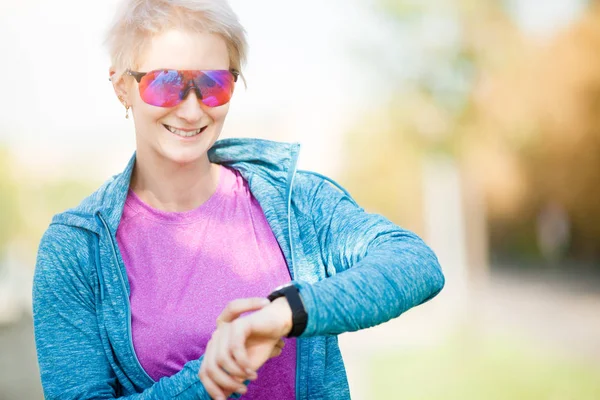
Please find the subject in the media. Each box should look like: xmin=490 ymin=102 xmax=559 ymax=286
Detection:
xmin=174 ymin=88 xmax=206 ymax=123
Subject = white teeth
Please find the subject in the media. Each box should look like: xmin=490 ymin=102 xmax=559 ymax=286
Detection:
xmin=165 ymin=125 xmax=204 ymax=137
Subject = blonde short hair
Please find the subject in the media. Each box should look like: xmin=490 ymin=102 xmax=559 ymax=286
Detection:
xmin=105 ymin=0 xmax=248 ymax=85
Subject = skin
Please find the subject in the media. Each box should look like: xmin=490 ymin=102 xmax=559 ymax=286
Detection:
xmin=109 ymin=28 xmax=294 ymax=399
xmin=203 ymin=297 xmax=293 ymax=399
xmin=112 ymin=28 xmax=229 ymax=212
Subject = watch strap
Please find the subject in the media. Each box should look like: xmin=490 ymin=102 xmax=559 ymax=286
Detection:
xmin=267 ymin=283 xmax=308 ymax=338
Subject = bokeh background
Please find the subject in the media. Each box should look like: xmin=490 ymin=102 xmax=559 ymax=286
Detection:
xmin=1 ymin=0 xmax=600 ymax=398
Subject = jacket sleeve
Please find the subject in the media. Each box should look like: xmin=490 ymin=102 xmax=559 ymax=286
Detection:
xmin=294 ymin=174 xmax=445 ymax=338
xmin=32 ymin=224 xmax=214 ymax=400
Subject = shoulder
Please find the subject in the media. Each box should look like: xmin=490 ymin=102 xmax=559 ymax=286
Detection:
xmin=293 ymin=170 xmax=358 ymax=207
xmin=35 ymin=223 xmax=96 ymax=291
xmin=33 ymin=224 xmax=98 ymax=328
xmin=50 ymin=164 xmax=130 ymax=230
xmin=291 ymin=170 xmax=362 ymax=227
xmin=38 ymin=223 xmax=93 ymax=258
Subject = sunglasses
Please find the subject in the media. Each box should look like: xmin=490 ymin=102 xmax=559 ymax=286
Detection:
xmin=126 ymin=68 xmax=239 ymax=108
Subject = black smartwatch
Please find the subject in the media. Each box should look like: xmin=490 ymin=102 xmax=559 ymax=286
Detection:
xmin=267 ymin=283 xmax=308 ymax=338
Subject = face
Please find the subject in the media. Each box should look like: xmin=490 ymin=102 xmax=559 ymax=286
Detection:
xmin=112 ymin=29 xmax=233 ymax=166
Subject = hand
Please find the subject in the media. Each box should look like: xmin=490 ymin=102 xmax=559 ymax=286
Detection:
xmin=216 ymin=299 xmax=286 ymax=364
xmin=225 ymin=297 xmax=293 ymax=371
xmin=198 ymin=298 xmax=289 ymax=400
xmin=210 ymin=298 xmax=292 ymax=399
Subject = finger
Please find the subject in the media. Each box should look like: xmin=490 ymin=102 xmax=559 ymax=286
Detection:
xmin=207 ymin=327 xmax=251 ymax=394
xmin=206 ymin=360 xmax=248 ymax=396
xmin=230 ymin=319 xmax=253 ymax=372
xmin=216 ymin=325 xmax=252 ymax=379
xmin=199 ymin=368 xmax=228 ymax=400
xmin=270 ymin=346 xmax=283 ymax=358
xmin=200 ymin=342 xmax=228 ymax=400
xmin=269 ymin=339 xmax=285 ymax=358
xmin=217 ymin=298 xmax=270 ymax=326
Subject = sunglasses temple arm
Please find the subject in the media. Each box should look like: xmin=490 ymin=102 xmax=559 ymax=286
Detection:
xmin=230 ymin=69 xmax=239 ymax=82
xmin=126 ymin=70 xmax=147 ymax=83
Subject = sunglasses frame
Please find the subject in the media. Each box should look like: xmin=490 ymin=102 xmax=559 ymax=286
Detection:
xmin=125 ymin=68 xmax=239 ymax=83
xmin=124 ymin=68 xmax=239 ymax=108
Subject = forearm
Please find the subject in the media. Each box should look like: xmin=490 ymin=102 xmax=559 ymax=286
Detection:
xmin=39 ymin=357 xmax=213 ymax=400
xmin=121 ymin=358 xmax=210 ymax=400
xmin=296 ymin=240 xmax=445 ymax=337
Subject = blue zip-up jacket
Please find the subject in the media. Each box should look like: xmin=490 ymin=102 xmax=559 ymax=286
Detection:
xmin=33 ymin=138 xmax=445 ymax=400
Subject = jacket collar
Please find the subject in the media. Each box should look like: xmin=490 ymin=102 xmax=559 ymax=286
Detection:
xmin=51 ymin=138 xmax=300 ymax=234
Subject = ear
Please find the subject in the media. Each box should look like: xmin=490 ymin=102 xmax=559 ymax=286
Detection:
xmin=109 ymin=66 xmax=131 ymax=106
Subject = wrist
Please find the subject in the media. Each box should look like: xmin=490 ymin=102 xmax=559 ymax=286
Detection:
xmin=267 ymin=283 xmax=308 ymax=337
xmin=270 ymin=297 xmax=293 ymax=337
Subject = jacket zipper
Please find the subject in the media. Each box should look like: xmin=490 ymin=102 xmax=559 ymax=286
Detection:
xmin=286 ymin=147 xmax=302 ymax=400
xmin=97 ymin=212 xmax=155 ymax=384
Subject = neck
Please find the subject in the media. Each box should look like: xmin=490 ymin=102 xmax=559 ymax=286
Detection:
xmin=130 ymin=149 xmax=220 ymax=212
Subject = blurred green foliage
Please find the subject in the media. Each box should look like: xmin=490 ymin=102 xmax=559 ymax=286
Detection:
xmin=0 ymin=144 xmax=98 ymax=261
xmin=343 ymin=0 xmax=600 ymax=266
xmin=370 ymin=332 xmax=600 ymax=399
xmin=18 ymin=179 xmax=99 ymax=256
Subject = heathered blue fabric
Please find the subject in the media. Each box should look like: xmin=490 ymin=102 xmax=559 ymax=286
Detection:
xmin=33 ymin=138 xmax=445 ymax=399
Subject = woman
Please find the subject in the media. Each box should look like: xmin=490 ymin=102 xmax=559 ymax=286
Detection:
xmin=32 ymin=0 xmax=445 ymax=399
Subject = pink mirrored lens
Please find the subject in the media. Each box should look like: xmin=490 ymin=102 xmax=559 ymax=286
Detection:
xmin=138 ymin=70 xmax=235 ymax=108
xmin=192 ymin=70 xmax=235 ymax=107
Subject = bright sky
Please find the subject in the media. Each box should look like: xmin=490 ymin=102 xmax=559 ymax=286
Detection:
xmin=0 ymin=0 xmax=385 ymax=179
xmin=507 ymin=0 xmax=587 ymax=38
xmin=0 ymin=0 xmax=588 ymax=180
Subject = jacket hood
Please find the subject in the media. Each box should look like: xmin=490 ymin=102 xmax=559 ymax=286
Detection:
xmin=50 ymin=138 xmax=301 ymax=234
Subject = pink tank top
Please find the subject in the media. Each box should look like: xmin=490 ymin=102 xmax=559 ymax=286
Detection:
xmin=116 ymin=164 xmax=296 ymax=399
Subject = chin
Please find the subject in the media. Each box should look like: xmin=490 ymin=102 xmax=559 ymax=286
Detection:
xmin=158 ymin=146 xmax=204 ymax=166
xmin=158 ymin=135 xmax=218 ymax=166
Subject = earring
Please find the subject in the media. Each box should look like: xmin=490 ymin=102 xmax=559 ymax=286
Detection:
xmin=118 ymin=96 xmax=130 ymax=119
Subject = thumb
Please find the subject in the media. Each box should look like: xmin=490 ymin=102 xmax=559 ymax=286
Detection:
xmin=217 ymin=297 xmax=271 ymax=326
xmin=269 ymin=339 xmax=286 ymax=359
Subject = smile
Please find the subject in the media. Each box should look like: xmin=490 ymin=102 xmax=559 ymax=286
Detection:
xmin=163 ymin=124 xmax=207 ymax=137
